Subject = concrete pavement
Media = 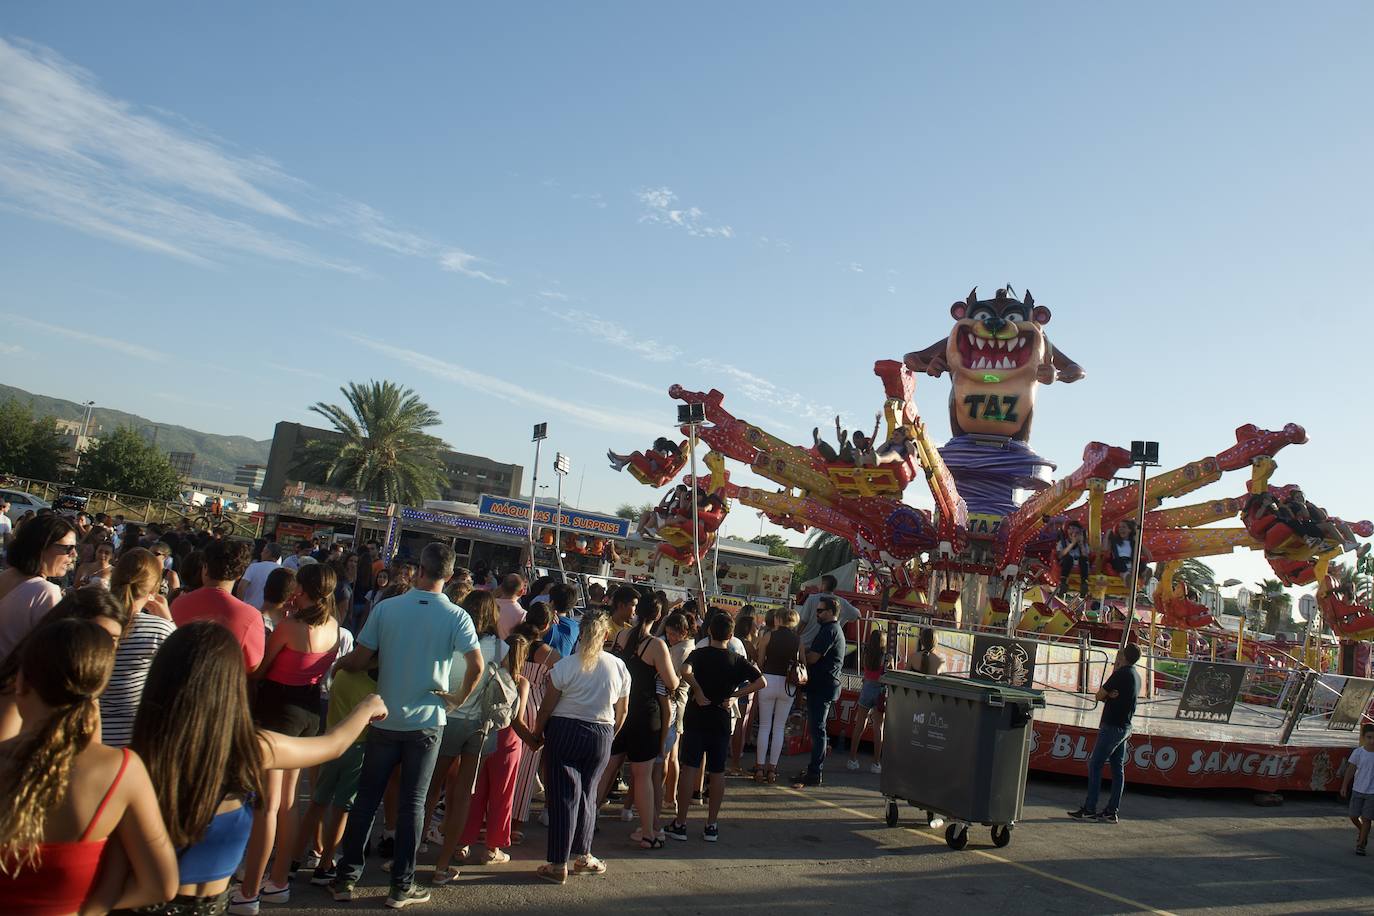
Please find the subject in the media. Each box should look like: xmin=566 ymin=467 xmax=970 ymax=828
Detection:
xmin=271 ymin=762 xmax=1372 ymax=915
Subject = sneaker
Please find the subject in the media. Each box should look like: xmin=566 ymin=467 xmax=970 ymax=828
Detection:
xmin=703 ymin=823 xmax=719 ymax=843
xmin=539 ymin=810 xmax=550 ymax=827
xmin=620 ymin=808 xmax=635 ymax=822
xmin=302 ymin=851 xmax=322 ymax=872
xmin=690 ymin=790 xmax=703 ymax=803
xmin=329 ymin=877 xmax=356 ymax=902
xmin=1067 ymin=806 xmax=1093 ymax=819
xmin=377 ymin=832 xmax=396 ymax=860
xmin=869 ymin=763 xmax=883 ymax=775
xmin=260 ymin=881 xmax=290 ymax=903
xmin=286 ymin=860 xmax=301 ymax=880
xmin=310 ymin=865 xmax=338 ymax=886
xmin=791 ymin=772 xmax=822 ymax=788
xmin=226 ymin=893 xmax=259 ymax=916
xmin=1357 ymin=845 xmax=1368 ymax=856
xmin=845 ymin=759 xmax=860 ymax=771
xmin=662 ymin=821 xmax=688 ymax=842
xmin=926 ymin=814 xmax=944 ymax=830
xmin=386 ymin=884 xmax=432 ymax=909
xmin=423 ymin=824 xmax=445 ymax=847
xmin=1095 ymin=811 xmax=1119 ymax=824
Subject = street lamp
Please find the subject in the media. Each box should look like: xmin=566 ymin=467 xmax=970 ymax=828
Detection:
xmin=73 ymin=401 xmax=95 ymax=472
xmin=526 ymin=422 xmax=548 ymax=579
xmin=553 ymin=452 xmax=570 ymax=579
xmin=1121 ymin=440 xmax=1159 ymax=652
xmin=678 ymin=402 xmax=709 ymax=601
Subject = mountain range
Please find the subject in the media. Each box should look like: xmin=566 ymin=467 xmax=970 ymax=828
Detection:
xmin=0 ymin=383 xmax=271 ymax=483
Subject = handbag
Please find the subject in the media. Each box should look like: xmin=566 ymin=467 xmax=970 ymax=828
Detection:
xmin=785 ymin=656 xmax=809 ymax=695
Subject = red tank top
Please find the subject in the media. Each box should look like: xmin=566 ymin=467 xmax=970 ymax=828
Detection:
xmin=2 ymin=747 xmax=130 ymax=915
xmin=264 ymin=644 xmax=336 ymax=686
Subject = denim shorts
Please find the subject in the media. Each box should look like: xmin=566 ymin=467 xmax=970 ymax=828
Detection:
xmin=858 ymin=680 xmax=885 ymax=711
xmin=1351 ymin=791 xmax=1374 ymax=820
xmin=439 ymin=715 xmax=488 ymax=757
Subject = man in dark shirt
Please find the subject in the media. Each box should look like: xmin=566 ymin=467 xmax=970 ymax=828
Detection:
xmin=1068 ymin=643 xmax=1141 ymax=823
xmin=665 ymin=612 xmax=764 ymax=843
xmin=793 ymin=597 xmax=847 ymax=789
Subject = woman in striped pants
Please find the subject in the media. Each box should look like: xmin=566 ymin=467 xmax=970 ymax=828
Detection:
xmin=530 ymin=611 xmax=629 ymax=884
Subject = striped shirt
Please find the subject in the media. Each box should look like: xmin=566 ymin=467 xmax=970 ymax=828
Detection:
xmin=100 ymin=613 xmax=176 ymax=748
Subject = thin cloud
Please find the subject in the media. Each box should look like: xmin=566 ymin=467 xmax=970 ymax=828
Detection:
xmin=637 ymin=187 xmax=733 ymax=239
xmin=345 ymin=334 xmax=665 ymax=438
xmin=5 ymin=313 xmax=169 ymax=363
xmin=847 ymin=262 xmax=865 ymax=274
xmin=538 ymin=290 xmax=570 ymax=301
xmin=438 ymin=250 xmax=507 ymax=285
xmin=541 ymin=307 xmax=682 ymax=362
xmin=265 ymin=361 xmax=331 ymax=382
xmin=572 ymin=191 xmax=607 ymax=209
xmin=692 ymin=358 xmax=835 ymax=423
xmin=0 ymin=37 xmax=496 ymax=279
xmin=564 ymin=364 xmax=665 ymax=396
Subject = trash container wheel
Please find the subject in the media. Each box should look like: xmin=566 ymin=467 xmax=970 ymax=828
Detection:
xmin=945 ymin=822 xmax=969 ymax=850
xmin=884 ymin=801 xmax=899 ymax=828
xmin=991 ymin=824 xmax=1012 ymax=847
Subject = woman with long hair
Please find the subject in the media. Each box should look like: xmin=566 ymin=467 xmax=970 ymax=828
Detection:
xmin=753 ymin=607 xmax=803 ymax=784
xmin=129 ymin=621 xmax=385 ymax=915
xmin=0 ymin=513 xmax=78 ymax=659
xmin=727 ymin=609 xmax=759 ymax=776
xmin=232 ymin=562 xmax=344 ymax=914
xmin=0 ymin=618 xmax=179 ymax=913
xmin=532 ymin=611 xmax=630 ymax=884
xmin=905 ymin=627 xmax=943 ymax=675
xmin=75 ymin=535 xmax=116 ymax=589
xmin=448 ymin=633 xmax=536 ymax=876
xmin=100 ymin=548 xmax=176 ymax=748
xmin=846 ymin=628 xmax=893 ymax=774
xmin=426 ymin=589 xmax=507 ymax=878
xmin=599 ymin=595 xmax=678 ymax=849
xmin=509 ymin=605 xmax=562 ymax=843
xmin=0 ymin=587 xmax=129 ymax=743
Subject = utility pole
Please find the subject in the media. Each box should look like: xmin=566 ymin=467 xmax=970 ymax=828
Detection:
xmin=1121 ymin=441 xmax=1160 ymax=694
xmin=526 ymin=422 xmax=547 ymax=580
xmin=679 ymin=403 xmax=708 ymax=601
xmin=553 ymin=452 xmax=570 ymax=579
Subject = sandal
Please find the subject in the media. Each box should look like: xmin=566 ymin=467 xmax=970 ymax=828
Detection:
xmin=571 ymin=855 xmax=607 ymax=876
xmin=535 ymin=863 xmax=567 ymax=885
xmin=482 ymin=848 xmax=511 ymax=864
xmin=629 ymin=829 xmax=665 ymax=850
xmin=510 ymin=830 xmax=525 ymax=845
xmin=766 ymin=768 xmax=777 ymax=785
xmin=432 ymin=865 xmax=460 ymax=885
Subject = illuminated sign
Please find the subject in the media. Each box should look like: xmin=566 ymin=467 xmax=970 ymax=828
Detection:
xmin=478 ymin=495 xmax=631 ymax=539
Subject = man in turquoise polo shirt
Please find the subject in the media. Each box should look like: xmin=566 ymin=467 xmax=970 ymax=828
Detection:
xmin=332 ymin=542 xmax=483 ymax=909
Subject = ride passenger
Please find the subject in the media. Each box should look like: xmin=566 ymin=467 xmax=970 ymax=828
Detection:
xmin=1105 ymin=520 xmax=1152 ymax=591
xmin=1053 ymin=521 xmax=1091 ymax=598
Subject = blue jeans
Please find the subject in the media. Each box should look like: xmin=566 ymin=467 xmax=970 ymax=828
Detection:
xmin=807 ymin=682 xmax=841 ymax=777
xmin=1083 ymin=723 xmax=1131 ymax=814
xmin=337 ymin=725 xmax=441 ymax=889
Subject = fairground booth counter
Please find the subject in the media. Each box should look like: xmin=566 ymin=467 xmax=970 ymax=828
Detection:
xmin=348 ymin=493 xmax=793 ymax=601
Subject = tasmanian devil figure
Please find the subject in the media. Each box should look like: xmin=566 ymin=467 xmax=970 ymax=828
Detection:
xmin=903 ymin=287 xmax=1084 ymax=442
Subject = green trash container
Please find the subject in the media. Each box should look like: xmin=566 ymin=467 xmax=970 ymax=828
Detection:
xmin=879 ymin=670 xmax=1044 ymax=850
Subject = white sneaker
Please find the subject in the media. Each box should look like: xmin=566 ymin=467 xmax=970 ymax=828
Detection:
xmin=301 ymin=851 xmax=321 ymax=871
xmin=927 ymin=814 xmax=945 ymax=830
xmin=869 ymin=763 xmax=883 ymax=775
xmin=260 ymin=882 xmax=290 ymax=904
xmin=424 ymin=824 xmax=445 ymax=846
xmin=226 ymin=893 xmax=259 ymax=916
xmin=620 ymin=808 xmax=635 ymax=822
xmin=539 ymin=811 xmax=550 ymax=827
xmin=846 ymin=759 xmax=860 ymax=771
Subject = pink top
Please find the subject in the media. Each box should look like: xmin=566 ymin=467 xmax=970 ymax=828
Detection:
xmin=496 ymin=597 xmax=526 ymax=639
xmin=172 ymin=588 xmax=266 ymax=671
xmin=263 ymin=644 xmax=336 ymax=686
xmin=0 ymin=576 xmax=64 ymax=659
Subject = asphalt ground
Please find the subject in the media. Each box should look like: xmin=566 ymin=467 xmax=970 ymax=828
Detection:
xmin=269 ymin=759 xmax=1372 ymax=915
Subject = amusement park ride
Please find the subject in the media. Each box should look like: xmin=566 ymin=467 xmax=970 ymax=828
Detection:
xmin=610 ymin=286 xmax=1374 ymax=656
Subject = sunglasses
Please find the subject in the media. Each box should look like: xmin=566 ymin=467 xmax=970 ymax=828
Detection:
xmin=54 ymin=543 xmax=79 ymax=555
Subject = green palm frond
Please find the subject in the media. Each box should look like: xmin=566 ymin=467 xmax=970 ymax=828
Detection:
xmin=296 ymin=380 xmax=449 ymax=505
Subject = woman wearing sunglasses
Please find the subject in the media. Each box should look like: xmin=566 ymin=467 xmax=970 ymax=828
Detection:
xmin=0 ymin=513 xmax=78 ymax=659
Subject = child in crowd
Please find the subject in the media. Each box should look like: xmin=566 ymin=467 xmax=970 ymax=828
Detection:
xmin=1340 ymin=723 xmax=1374 ymax=856
xmin=303 ymin=664 xmax=379 ymax=886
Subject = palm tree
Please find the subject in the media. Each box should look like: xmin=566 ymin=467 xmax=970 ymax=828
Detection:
xmin=295 ymin=380 xmax=449 ymax=505
xmin=1254 ymin=577 xmax=1293 ymax=635
xmin=1173 ymin=558 xmax=1216 ymax=594
xmin=1329 ymin=561 xmax=1373 ymax=605
xmin=800 ymin=529 xmax=854 ymax=583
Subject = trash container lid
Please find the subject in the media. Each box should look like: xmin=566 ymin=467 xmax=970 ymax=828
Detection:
xmin=880 ymin=670 xmax=1046 ymax=707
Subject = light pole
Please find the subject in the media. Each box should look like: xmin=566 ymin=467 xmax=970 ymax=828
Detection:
xmin=1121 ymin=440 xmax=1159 ymax=652
xmin=527 ymin=422 xmax=548 ymax=579
xmin=553 ymin=452 xmax=570 ymax=579
xmin=678 ymin=402 xmax=709 ymax=602
xmin=73 ymin=400 xmax=95 ymax=472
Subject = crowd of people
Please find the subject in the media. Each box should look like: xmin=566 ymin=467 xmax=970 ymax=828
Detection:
xmin=0 ymin=502 xmax=894 ymax=914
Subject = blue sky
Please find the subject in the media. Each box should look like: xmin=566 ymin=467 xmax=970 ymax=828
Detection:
xmin=2 ymin=3 xmax=1371 ymax=600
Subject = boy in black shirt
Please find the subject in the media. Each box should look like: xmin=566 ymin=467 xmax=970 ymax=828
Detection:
xmin=664 ymin=613 xmax=764 ymax=843
xmin=1069 ymin=643 xmax=1140 ymax=823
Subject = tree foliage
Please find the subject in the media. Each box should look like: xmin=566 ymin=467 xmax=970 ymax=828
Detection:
xmin=1173 ymin=558 xmax=1216 ymax=594
xmin=0 ymin=398 xmax=69 ymax=481
xmin=800 ymin=528 xmax=854 ymax=584
xmin=294 ymin=381 xmax=448 ymax=505
xmin=1254 ymin=578 xmax=1293 ymax=635
xmin=75 ymin=427 xmax=182 ymax=500
xmin=750 ymin=533 xmax=796 ymax=559
xmin=615 ymin=502 xmax=655 ymax=521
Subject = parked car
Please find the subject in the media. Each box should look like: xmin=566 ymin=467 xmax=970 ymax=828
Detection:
xmin=0 ymin=489 xmax=52 ymax=521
